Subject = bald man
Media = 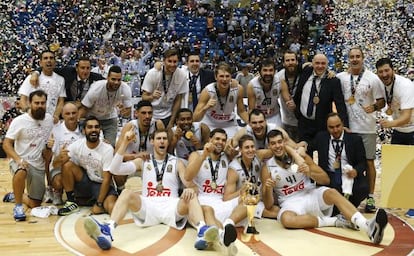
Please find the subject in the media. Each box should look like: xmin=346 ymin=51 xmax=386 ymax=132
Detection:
xmin=293 ymin=53 xmax=348 ymax=143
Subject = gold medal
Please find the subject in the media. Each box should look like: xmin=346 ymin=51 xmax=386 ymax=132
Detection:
xmin=386 ymin=108 xmax=393 ymax=115
xmin=347 ymin=95 xmax=355 ymax=105
xmin=313 ymin=96 xmax=320 ymax=104
xmin=333 ymin=160 xmax=340 ymax=169
xmin=210 ymin=181 xmax=217 ymax=190
xmin=184 ymin=130 xmax=194 ymax=140
xmin=156 ymin=182 xmax=163 ymax=192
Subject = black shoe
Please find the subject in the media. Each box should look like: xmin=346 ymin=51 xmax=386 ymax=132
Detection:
xmin=365 ymin=197 xmax=376 ymax=213
xmin=58 ymin=201 xmax=80 ymax=216
xmin=222 ymin=224 xmax=237 ymax=247
xmin=368 ymin=209 xmax=388 ymax=244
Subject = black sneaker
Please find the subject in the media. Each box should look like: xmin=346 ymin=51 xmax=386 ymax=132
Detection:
xmin=58 ymin=201 xmax=80 ymax=216
xmin=222 ymin=223 xmax=237 ymax=247
xmin=367 ymin=208 xmax=388 ymax=244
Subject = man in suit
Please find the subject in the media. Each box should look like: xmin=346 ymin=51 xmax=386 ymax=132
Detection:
xmin=311 ymin=113 xmax=369 ymax=209
xmin=293 ymin=53 xmax=348 ymax=143
xmin=30 ymin=56 xmax=105 ymax=107
xmin=183 ymin=51 xmax=216 ymax=112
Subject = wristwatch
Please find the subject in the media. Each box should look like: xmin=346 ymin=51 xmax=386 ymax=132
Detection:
xmin=96 ymin=201 xmax=104 ymax=207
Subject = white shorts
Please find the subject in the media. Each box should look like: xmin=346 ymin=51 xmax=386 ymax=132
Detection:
xmin=131 ymin=196 xmax=187 ymax=230
xmin=199 ymin=195 xmax=240 ymax=224
xmin=277 ymin=187 xmax=333 ymax=221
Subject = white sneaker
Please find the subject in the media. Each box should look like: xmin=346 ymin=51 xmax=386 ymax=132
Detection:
xmin=225 ymin=243 xmax=238 ymax=256
xmin=334 ymin=214 xmax=359 ymax=230
xmin=214 ymin=240 xmax=238 ymax=256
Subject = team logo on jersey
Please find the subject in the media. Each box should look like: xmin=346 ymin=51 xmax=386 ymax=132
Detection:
xmin=255 ymin=165 xmax=259 ymax=172
xmin=272 ymin=89 xmax=278 ymax=96
xmin=229 ymin=95 xmax=234 ymax=103
xmin=146 ymin=164 xmax=152 ymax=171
xmin=204 ymin=163 xmax=209 ymax=169
xmin=167 ymin=164 xmax=172 ymax=172
xmin=221 ymin=160 xmax=226 ymax=168
xmin=275 ymin=174 xmax=281 ymax=181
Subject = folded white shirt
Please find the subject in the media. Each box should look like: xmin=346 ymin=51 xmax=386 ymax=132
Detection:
xmin=30 ymin=206 xmax=59 ymax=218
xmin=342 ymin=164 xmax=354 ymax=196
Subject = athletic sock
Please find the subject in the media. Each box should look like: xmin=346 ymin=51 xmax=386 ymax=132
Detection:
xmin=65 ymin=191 xmax=75 ymax=202
xmin=108 ymin=220 xmax=117 ymax=232
xmin=223 ymin=218 xmax=235 ymax=227
xmin=196 ymin=221 xmax=206 ymax=233
xmin=351 ymin=212 xmax=368 ymax=232
xmin=317 ymin=216 xmax=337 ymax=227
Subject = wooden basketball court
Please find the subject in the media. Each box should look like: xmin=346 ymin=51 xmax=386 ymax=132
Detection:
xmin=1 ymin=158 xmax=413 ymax=255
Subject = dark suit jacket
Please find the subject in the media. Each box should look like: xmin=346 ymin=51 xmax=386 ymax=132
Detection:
xmin=294 ymin=66 xmax=349 ymax=142
xmin=54 ymin=67 xmax=104 ymax=101
xmin=198 ymin=68 xmax=216 ymax=89
xmin=311 ymin=131 xmax=369 ymax=207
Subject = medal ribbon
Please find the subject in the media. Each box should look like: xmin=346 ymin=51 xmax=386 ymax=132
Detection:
xmin=152 ymin=154 xmax=169 ymax=182
xmin=215 ymin=83 xmax=229 ymax=111
xmin=331 ymin=139 xmax=344 ymax=186
xmin=350 ymin=69 xmax=364 ymax=96
xmin=162 ymin=67 xmax=172 ymax=94
xmin=240 ymin=157 xmax=256 ymax=184
xmin=384 ymin=77 xmax=395 ymax=105
xmin=284 ymin=72 xmax=298 ymax=96
xmin=208 ymin=155 xmax=221 ymax=183
xmin=331 ymin=139 xmax=344 ymax=163
xmin=138 ymin=128 xmax=149 ymax=151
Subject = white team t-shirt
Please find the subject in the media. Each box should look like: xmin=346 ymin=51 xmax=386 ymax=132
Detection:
xmin=50 ymin=121 xmax=84 ymax=169
xmin=81 ymin=80 xmax=132 ymax=120
xmin=142 ymin=67 xmax=188 ymax=119
xmin=337 ymin=69 xmax=385 ymax=133
xmin=67 ymin=138 xmax=114 ymax=183
xmin=385 ymin=74 xmax=414 ymax=133
xmin=5 ymin=113 xmax=54 ymax=169
xmin=19 ymin=72 xmax=66 ymax=115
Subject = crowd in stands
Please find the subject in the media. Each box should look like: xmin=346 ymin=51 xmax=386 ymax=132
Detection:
xmin=1 ymin=0 xmax=412 ymax=97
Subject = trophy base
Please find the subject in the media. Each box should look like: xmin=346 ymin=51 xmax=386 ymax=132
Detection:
xmin=241 ymin=225 xmax=260 ymax=242
xmin=241 ymin=233 xmax=260 ymax=242
xmin=246 ymin=226 xmax=259 ymax=235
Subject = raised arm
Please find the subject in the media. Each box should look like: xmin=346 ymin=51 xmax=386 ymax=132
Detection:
xmin=260 ymin=165 xmax=276 ymax=210
xmin=193 ymin=88 xmax=215 ymax=121
xmin=110 ymin=126 xmax=143 ymax=176
xmin=185 ymin=142 xmax=214 ymax=181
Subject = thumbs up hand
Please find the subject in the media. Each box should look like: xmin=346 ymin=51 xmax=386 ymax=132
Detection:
xmin=46 ymin=133 xmax=55 ymax=150
xmin=58 ymin=143 xmax=70 ymax=164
